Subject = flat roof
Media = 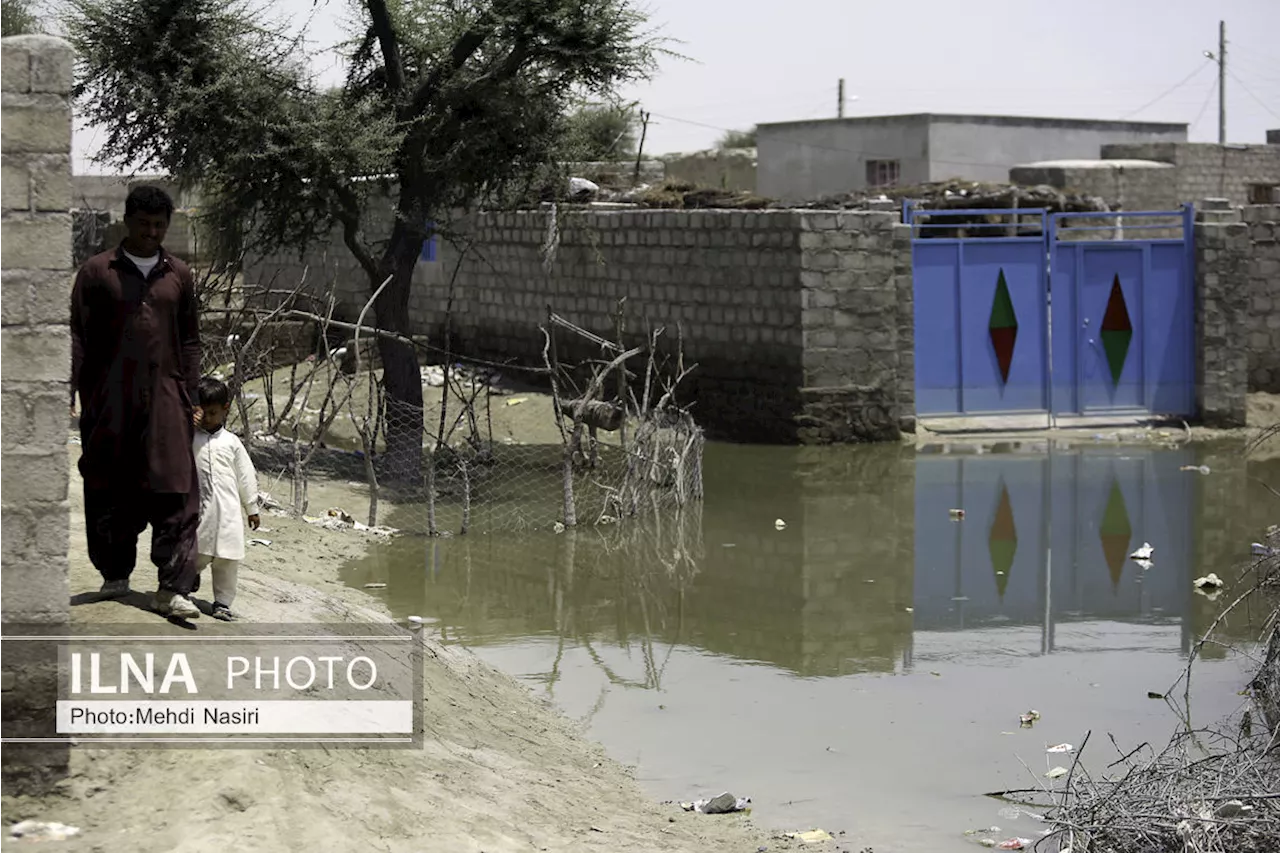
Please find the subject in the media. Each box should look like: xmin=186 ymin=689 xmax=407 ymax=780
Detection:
xmin=757 ymin=113 xmax=1188 ymax=133
xmin=1013 ymin=158 xmax=1175 ymax=169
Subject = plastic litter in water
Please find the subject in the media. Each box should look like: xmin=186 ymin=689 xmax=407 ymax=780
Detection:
xmin=1046 ymin=743 xmax=1074 ymax=754
xmin=774 ymin=518 xmax=787 ymax=530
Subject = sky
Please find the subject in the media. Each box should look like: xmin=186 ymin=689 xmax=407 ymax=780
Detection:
xmin=72 ymin=0 xmax=1280 ymax=174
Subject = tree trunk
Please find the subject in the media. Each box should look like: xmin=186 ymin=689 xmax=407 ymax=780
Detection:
xmin=373 ymin=224 xmax=424 ymax=486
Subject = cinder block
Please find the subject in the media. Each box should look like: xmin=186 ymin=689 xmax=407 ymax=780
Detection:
xmin=0 ymin=502 xmax=31 ymax=561
xmin=7 ymin=269 xmax=67 ymax=325
xmin=0 ymin=214 xmax=71 ymax=268
xmin=29 ymin=154 xmax=69 ymax=211
xmin=0 ymin=449 xmax=68 ymax=503
xmin=31 ymin=501 xmax=68 ymax=559
xmin=0 ymin=326 xmax=71 ymax=382
xmin=25 ymin=391 xmax=66 ymax=446
xmin=0 ymin=556 xmax=69 ymax=621
xmin=28 ymin=39 xmax=73 ymax=95
xmin=1 ymin=43 xmax=30 ymax=93
xmin=0 ymin=94 xmax=72 ymax=154
xmin=1 ymin=273 xmax=27 ymax=325
xmin=1 ymin=157 xmax=29 ymax=209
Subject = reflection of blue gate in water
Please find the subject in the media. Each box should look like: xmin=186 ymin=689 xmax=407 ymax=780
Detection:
xmin=912 ymin=448 xmax=1195 ymax=642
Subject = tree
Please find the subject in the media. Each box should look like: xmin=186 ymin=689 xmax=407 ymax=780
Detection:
xmin=66 ymin=0 xmax=660 ymax=484
xmin=715 ymin=126 xmax=756 ymax=149
xmin=562 ymin=101 xmax=638 ymax=161
xmin=2 ymin=0 xmax=41 ymax=35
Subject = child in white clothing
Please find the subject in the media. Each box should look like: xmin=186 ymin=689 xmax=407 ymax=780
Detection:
xmin=193 ymin=377 xmax=260 ymax=621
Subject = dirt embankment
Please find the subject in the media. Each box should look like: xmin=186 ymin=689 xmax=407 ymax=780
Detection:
xmin=0 ymin=454 xmax=805 ymax=853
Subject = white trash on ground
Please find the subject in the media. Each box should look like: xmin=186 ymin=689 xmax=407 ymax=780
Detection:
xmin=9 ymin=820 xmax=81 ymax=841
xmin=679 ymin=792 xmax=751 ymax=814
xmin=783 ymin=828 xmax=832 ymax=843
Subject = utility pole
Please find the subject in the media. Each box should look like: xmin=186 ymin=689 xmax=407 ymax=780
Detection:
xmin=838 ymin=78 xmax=845 ymax=119
xmin=1217 ymin=20 xmax=1226 ymax=143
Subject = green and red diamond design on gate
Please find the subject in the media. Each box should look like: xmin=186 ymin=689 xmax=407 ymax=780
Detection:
xmin=989 ymin=269 xmax=1018 ymax=384
xmin=1101 ymin=275 xmax=1133 ymax=386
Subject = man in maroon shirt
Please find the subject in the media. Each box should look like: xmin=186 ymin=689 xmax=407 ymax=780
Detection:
xmin=70 ymin=186 xmax=203 ymax=620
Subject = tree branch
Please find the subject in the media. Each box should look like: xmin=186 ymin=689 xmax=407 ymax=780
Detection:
xmin=365 ymin=0 xmax=406 ymax=97
xmin=408 ymin=19 xmax=492 ymax=118
xmin=334 ymin=185 xmax=380 ymax=282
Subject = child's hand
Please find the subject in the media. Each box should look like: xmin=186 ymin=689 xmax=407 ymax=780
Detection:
xmin=248 ymin=514 xmax=260 ymax=531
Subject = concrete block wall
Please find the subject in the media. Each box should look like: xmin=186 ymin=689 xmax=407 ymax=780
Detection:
xmin=796 ymin=210 xmax=913 ymax=442
xmin=661 ymin=148 xmax=758 ymax=193
xmin=428 ymin=208 xmax=808 ymax=443
xmin=1242 ymin=204 xmax=1280 ymax=393
xmin=1009 ymin=160 xmax=1178 ymax=212
xmin=1194 ymin=203 xmax=1251 ymax=427
xmin=1104 ymin=143 xmax=1280 ymax=208
xmin=1 ymin=34 xmax=74 ymax=791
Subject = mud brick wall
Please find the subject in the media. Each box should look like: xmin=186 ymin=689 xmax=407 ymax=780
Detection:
xmin=1 ymin=34 xmax=74 ymax=791
xmin=1194 ymin=203 xmax=1251 ymax=427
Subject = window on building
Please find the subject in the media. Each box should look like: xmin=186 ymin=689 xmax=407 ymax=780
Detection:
xmin=865 ymin=159 xmax=900 ymax=188
xmin=1247 ymin=183 xmax=1278 ymax=204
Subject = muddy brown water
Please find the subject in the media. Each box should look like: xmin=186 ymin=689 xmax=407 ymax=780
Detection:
xmin=339 ymin=441 xmax=1279 ymax=852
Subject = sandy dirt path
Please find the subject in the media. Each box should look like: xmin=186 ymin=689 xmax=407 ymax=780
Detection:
xmin=1 ymin=453 xmax=826 ymax=853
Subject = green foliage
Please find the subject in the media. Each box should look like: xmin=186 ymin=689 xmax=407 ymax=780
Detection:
xmin=561 ymin=102 xmax=638 ymax=161
xmin=716 ymin=126 xmax=756 ymax=149
xmin=2 ymin=0 xmax=41 ymax=36
xmin=66 ymin=0 xmax=661 ymax=265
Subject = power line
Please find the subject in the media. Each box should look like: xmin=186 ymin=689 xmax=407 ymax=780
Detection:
xmin=1120 ymin=59 xmax=1215 ymax=119
xmin=1189 ymin=77 xmax=1220 ymax=137
xmin=1226 ymin=69 xmax=1280 ymax=122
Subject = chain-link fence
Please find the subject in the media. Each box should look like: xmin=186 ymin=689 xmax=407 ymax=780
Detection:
xmin=196 ymin=267 xmax=704 ymax=537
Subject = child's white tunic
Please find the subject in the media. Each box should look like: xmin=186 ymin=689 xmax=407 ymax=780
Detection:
xmin=193 ymin=427 xmax=260 ymax=561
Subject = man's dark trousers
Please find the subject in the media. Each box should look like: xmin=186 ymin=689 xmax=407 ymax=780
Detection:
xmin=83 ymin=480 xmax=200 ymax=596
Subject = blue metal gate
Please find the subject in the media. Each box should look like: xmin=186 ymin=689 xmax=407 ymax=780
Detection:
xmin=909 ymin=205 xmax=1195 ymax=419
xmin=1048 ymin=209 xmax=1196 ymax=417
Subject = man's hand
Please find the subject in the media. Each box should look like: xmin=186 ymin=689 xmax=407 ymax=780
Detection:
xmin=192 ymin=405 xmax=203 ymax=427
xmin=248 ymin=514 xmax=261 ymax=531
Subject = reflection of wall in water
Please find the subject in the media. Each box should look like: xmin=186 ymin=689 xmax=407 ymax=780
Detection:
xmin=912 ymin=447 xmax=1197 ymax=639
xmin=794 ymin=447 xmax=915 ymax=676
xmin=350 ymin=444 xmax=919 ymax=679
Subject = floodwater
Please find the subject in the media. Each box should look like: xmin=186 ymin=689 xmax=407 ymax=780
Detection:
xmin=344 ymin=441 xmax=1279 ymax=852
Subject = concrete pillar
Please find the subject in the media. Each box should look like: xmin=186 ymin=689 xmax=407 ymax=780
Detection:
xmin=1 ymin=33 xmax=75 ymax=792
xmin=1193 ymin=201 xmax=1250 ymax=427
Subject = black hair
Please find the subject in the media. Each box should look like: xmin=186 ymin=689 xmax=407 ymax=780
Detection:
xmin=124 ymin=185 xmax=175 ymax=220
xmin=198 ymin=376 xmax=230 ymax=408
